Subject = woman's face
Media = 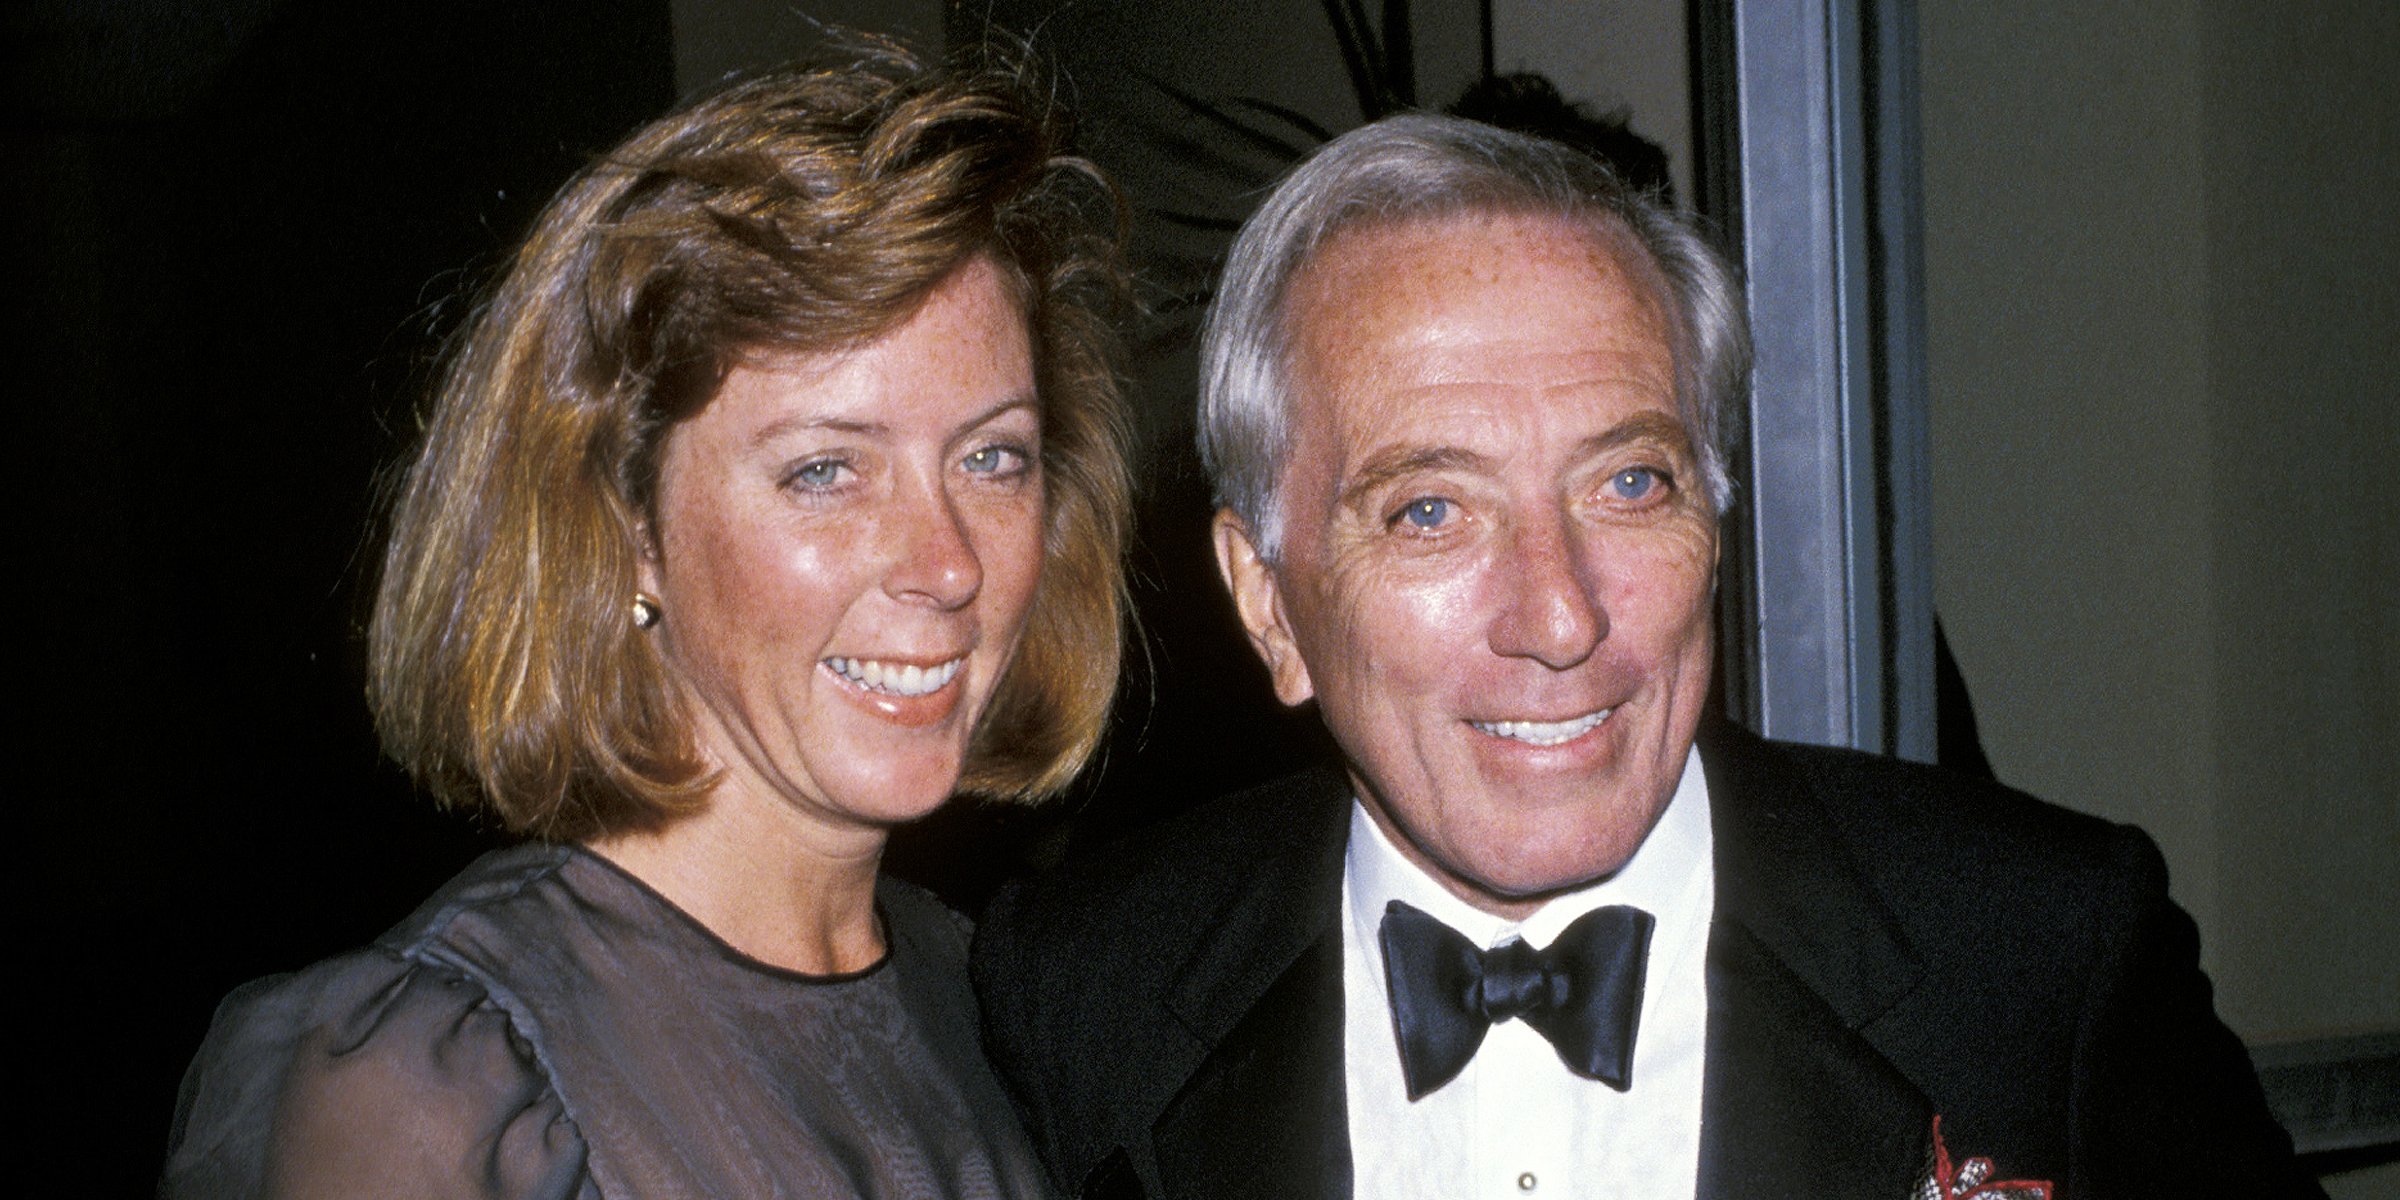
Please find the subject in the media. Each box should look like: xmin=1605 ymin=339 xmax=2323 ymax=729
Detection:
xmin=641 ymin=256 xmax=1046 ymax=837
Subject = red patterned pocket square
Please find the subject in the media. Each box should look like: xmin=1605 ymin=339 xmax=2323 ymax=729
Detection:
xmin=1915 ymin=1116 xmax=2055 ymax=1200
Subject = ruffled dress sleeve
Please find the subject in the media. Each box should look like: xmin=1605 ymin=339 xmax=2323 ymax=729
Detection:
xmin=162 ymin=948 xmax=592 ymax=1200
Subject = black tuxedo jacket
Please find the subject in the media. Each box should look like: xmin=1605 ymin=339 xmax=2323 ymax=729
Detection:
xmin=972 ymin=722 xmax=2320 ymax=1198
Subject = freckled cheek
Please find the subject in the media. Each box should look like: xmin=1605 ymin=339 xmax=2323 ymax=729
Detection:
xmin=972 ymin=505 xmax=1048 ymax=631
xmin=685 ymin=517 xmax=857 ymax=640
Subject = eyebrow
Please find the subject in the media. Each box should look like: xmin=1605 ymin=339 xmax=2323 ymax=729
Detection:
xmin=748 ymin=414 xmax=880 ymax=448
xmin=1335 ymin=410 xmax=1697 ymax=507
xmin=744 ymin=391 xmax=1038 ymax=450
xmin=1338 ymin=445 xmax=1492 ymax=510
xmin=964 ymin=392 xmax=1042 ymax=432
xmin=1576 ymin=411 xmax=1695 ymax=461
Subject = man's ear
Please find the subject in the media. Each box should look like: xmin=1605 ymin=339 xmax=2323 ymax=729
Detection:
xmin=1211 ymin=508 xmax=1315 ymax=707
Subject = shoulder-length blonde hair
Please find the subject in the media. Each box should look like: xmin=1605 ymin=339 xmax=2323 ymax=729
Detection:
xmin=370 ymin=42 xmax=1133 ymax=841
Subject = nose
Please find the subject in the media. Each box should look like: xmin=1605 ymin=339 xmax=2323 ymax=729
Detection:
xmin=1487 ymin=507 xmax=1607 ymax=668
xmin=882 ymin=477 xmax=984 ymax=611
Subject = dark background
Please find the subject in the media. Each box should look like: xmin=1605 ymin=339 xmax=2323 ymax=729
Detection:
xmin=16 ymin=5 xmax=671 ymax=1192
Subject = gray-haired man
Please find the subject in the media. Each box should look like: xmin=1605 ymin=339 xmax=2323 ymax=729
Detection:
xmin=974 ymin=114 xmax=2315 ymax=1200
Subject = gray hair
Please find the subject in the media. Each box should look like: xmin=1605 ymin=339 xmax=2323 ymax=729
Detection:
xmin=1196 ymin=113 xmax=1749 ymax=560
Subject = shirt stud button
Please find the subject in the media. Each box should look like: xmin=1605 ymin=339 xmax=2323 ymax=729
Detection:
xmin=1518 ymin=1172 xmax=1538 ymax=1192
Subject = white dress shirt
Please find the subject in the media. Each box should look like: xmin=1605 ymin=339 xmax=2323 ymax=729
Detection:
xmin=1342 ymin=747 xmax=1715 ymax=1200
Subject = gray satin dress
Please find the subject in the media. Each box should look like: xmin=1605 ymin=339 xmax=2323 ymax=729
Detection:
xmin=161 ymin=843 xmax=1052 ymax=1199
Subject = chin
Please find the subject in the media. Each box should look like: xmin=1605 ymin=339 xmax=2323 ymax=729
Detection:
xmin=1467 ymin=860 xmax=1620 ymax=905
xmin=1451 ymin=816 xmax=1653 ymax=900
xmin=816 ymin=761 xmax=970 ymax=828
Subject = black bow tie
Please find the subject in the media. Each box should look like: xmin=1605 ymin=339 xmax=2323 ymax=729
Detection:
xmin=1378 ymin=899 xmax=1655 ymax=1101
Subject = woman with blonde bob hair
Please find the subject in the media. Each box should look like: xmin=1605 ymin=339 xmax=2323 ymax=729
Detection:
xmin=164 ymin=40 xmax=1130 ymax=1199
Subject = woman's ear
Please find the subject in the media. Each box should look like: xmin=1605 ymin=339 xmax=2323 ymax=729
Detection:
xmin=1211 ymin=509 xmax=1314 ymax=707
xmin=632 ymin=513 xmax=665 ymax=596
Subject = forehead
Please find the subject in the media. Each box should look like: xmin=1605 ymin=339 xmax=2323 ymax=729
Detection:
xmin=1287 ymin=209 xmax=1669 ymax=353
xmin=1279 ymin=211 xmax=1680 ymax=446
xmin=688 ymin=256 xmax=1036 ymax=441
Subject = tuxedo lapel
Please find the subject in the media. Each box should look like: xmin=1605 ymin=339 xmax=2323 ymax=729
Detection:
xmin=1700 ymin=921 xmax=1931 ymax=1196
xmin=1696 ymin=723 xmax=1933 ymax=1195
xmin=1151 ymin=932 xmax=1352 ymax=1200
xmin=1139 ymin=767 xmax=1354 ymax=1200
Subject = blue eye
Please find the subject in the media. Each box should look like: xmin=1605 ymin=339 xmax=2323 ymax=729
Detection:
xmin=788 ymin=458 xmax=848 ymax=489
xmin=1611 ymin=468 xmax=1661 ymax=500
xmin=1397 ymin=497 xmax=1452 ymax=529
xmin=961 ymin=442 xmax=1036 ymax=481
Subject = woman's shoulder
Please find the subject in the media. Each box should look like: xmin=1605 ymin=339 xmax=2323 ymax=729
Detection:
xmin=375 ymin=841 xmax=581 ymax=955
xmin=163 ymin=850 xmax=593 ymax=1199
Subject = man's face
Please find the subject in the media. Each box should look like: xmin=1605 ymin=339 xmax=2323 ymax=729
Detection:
xmin=1214 ymin=211 xmax=1719 ymax=916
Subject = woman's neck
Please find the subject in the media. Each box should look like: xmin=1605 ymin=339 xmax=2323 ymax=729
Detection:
xmin=586 ymin=789 xmax=890 ymax=975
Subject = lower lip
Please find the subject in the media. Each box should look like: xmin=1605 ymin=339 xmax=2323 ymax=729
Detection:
xmin=826 ymin=663 xmax=964 ymax=729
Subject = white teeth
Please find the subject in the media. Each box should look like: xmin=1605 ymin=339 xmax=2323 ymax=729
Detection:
xmin=826 ymin=656 xmax=962 ymax=697
xmin=1471 ymin=708 xmax=1613 ymax=746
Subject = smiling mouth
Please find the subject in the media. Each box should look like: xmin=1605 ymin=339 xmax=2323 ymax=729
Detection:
xmin=1470 ymin=708 xmax=1614 ymax=747
xmin=824 ymin=656 xmax=964 ymax=698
